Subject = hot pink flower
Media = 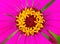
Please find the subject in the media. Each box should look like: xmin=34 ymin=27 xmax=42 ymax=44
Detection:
xmin=0 ymin=0 xmax=60 ymax=44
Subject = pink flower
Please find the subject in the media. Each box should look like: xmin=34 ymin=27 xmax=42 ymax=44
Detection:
xmin=0 ymin=0 xmax=60 ymax=44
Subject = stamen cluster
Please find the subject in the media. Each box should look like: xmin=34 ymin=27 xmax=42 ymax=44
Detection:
xmin=16 ymin=8 xmax=45 ymax=36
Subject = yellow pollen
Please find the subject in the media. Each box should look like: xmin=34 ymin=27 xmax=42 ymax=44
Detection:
xmin=16 ymin=8 xmax=45 ymax=36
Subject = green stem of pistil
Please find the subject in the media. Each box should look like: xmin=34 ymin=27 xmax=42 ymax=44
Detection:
xmin=2 ymin=30 xmax=18 ymax=44
xmin=41 ymin=0 xmax=55 ymax=12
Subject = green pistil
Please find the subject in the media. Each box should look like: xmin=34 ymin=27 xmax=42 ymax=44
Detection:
xmin=41 ymin=0 xmax=55 ymax=12
xmin=2 ymin=30 xmax=18 ymax=44
xmin=41 ymin=32 xmax=50 ymax=39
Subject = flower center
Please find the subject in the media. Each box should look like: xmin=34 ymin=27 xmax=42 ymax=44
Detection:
xmin=25 ymin=15 xmax=36 ymax=27
xmin=16 ymin=8 xmax=45 ymax=36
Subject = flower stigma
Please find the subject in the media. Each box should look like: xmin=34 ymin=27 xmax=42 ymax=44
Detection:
xmin=16 ymin=8 xmax=45 ymax=36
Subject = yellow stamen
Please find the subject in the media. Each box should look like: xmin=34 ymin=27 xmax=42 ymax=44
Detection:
xmin=16 ymin=8 xmax=45 ymax=36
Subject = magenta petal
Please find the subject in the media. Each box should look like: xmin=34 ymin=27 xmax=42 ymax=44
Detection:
xmin=27 ymin=0 xmax=33 ymax=7
xmin=44 ymin=12 xmax=60 ymax=35
xmin=0 ymin=0 xmax=19 ymax=12
xmin=0 ymin=17 xmax=16 ymax=34
xmin=0 ymin=21 xmax=16 ymax=35
xmin=33 ymin=0 xmax=40 ymax=10
xmin=17 ymin=34 xmax=25 ymax=44
xmin=0 ymin=13 xmax=16 ymax=22
xmin=19 ymin=0 xmax=27 ymax=8
xmin=44 ymin=13 xmax=60 ymax=21
xmin=35 ymin=33 xmax=52 ymax=44
xmin=46 ymin=21 xmax=60 ymax=29
xmin=0 ymin=1 xmax=18 ymax=16
xmin=29 ymin=36 xmax=36 ymax=44
xmin=0 ymin=24 xmax=12 ymax=34
xmin=44 ymin=22 xmax=60 ymax=35
xmin=25 ymin=36 xmax=30 ymax=44
xmin=0 ymin=22 xmax=16 ymax=34
xmin=6 ymin=31 xmax=20 ymax=44
xmin=23 ymin=35 xmax=37 ymax=44
xmin=0 ymin=14 xmax=16 ymax=23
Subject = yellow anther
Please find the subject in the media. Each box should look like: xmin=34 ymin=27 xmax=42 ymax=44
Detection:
xmin=30 ymin=27 xmax=33 ymax=30
xmin=30 ymin=31 xmax=34 ymax=35
xmin=30 ymin=8 xmax=33 ymax=11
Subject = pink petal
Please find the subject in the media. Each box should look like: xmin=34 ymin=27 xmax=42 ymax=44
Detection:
xmin=0 ymin=13 xmax=16 ymax=23
xmin=29 ymin=36 xmax=37 ymax=44
xmin=25 ymin=36 xmax=30 ymax=44
xmin=0 ymin=24 xmax=13 ymax=34
xmin=35 ymin=33 xmax=52 ymax=44
xmin=17 ymin=34 xmax=25 ymax=44
xmin=0 ymin=21 xmax=16 ymax=36
xmin=45 ymin=21 xmax=60 ymax=28
xmin=18 ymin=0 xmax=27 ymax=8
xmin=0 ymin=17 xmax=16 ymax=34
xmin=44 ymin=13 xmax=60 ymax=21
xmin=6 ymin=31 xmax=20 ymax=44
xmin=44 ymin=13 xmax=60 ymax=35
xmin=25 ymin=35 xmax=37 ymax=44
xmin=42 ymin=0 xmax=60 ymax=35
xmin=0 ymin=14 xmax=16 ymax=23
xmin=0 ymin=0 xmax=18 ymax=12
xmin=27 ymin=0 xmax=33 ymax=7
xmin=0 ymin=4 xmax=17 ymax=16
xmin=44 ymin=21 xmax=60 ymax=35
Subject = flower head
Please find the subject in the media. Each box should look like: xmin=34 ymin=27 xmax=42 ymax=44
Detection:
xmin=16 ymin=8 xmax=45 ymax=36
xmin=0 ymin=0 xmax=60 ymax=44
